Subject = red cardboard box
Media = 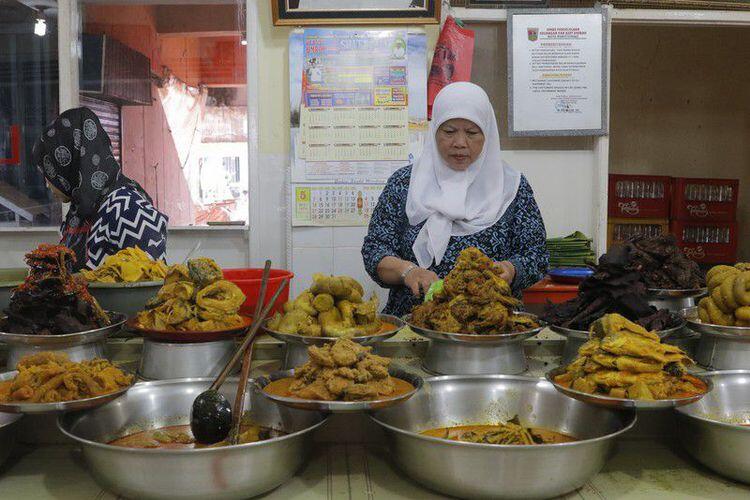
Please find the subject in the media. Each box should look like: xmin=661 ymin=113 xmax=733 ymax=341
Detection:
xmin=670 ymin=220 xmax=738 ymax=264
xmin=671 ymin=177 xmax=739 ymax=222
xmin=608 ymin=174 xmax=671 ymax=219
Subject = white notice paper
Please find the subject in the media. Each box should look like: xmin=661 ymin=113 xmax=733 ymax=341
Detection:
xmin=509 ymin=9 xmax=607 ymax=136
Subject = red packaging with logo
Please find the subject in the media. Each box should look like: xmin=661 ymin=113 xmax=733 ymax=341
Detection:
xmin=670 ymin=220 xmax=738 ymax=264
xmin=608 ymin=174 xmax=672 ymax=219
xmin=427 ymin=16 xmax=475 ymax=119
xmin=671 ymin=177 xmax=739 ymax=222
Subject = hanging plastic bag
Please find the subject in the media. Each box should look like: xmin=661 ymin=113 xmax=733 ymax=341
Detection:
xmin=427 ymin=16 xmax=475 ymax=119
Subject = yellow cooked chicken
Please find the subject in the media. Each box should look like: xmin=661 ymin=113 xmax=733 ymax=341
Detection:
xmin=267 ymin=274 xmax=382 ymax=338
xmin=410 ymin=247 xmax=536 ymax=335
xmin=136 ymin=257 xmax=246 ymax=332
xmin=80 ymin=247 xmax=167 ymax=283
xmin=554 ymin=313 xmax=706 ymax=400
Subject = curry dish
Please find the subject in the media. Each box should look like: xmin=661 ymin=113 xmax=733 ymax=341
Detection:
xmin=554 ymin=313 xmax=706 ymax=400
xmin=80 ymin=247 xmax=168 ymax=283
xmin=267 ymin=274 xmax=382 ymax=338
xmin=135 ymin=258 xmax=246 ymax=332
xmin=422 ymin=418 xmax=576 ymax=445
xmin=410 ymin=247 xmax=538 ymax=335
xmin=0 ymin=352 xmax=133 ymax=404
xmin=263 ymin=338 xmax=414 ymax=402
xmin=109 ymin=423 xmax=285 ymax=449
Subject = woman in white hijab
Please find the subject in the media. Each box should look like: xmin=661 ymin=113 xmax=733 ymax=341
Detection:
xmin=362 ymin=82 xmax=548 ymax=317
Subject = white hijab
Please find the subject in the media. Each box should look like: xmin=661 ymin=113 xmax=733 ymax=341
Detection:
xmin=406 ymin=82 xmax=521 ymax=268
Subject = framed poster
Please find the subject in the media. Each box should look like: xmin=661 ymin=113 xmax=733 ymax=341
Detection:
xmin=507 ymin=7 xmax=609 ymax=137
xmin=272 ymin=0 xmax=441 ymax=25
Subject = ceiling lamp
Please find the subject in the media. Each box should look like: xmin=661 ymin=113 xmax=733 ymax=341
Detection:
xmin=34 ymin=11 xmax=47 ymax=37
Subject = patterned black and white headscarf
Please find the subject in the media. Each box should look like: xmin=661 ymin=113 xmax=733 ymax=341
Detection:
xmin=32 ymin=107 xmax=162 ymax=269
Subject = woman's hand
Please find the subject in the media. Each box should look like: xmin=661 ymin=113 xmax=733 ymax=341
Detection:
xmin=496 ymin=260 xmax=516 ymax=285
xmin=404 ymin=267 xmax=440 ymax=297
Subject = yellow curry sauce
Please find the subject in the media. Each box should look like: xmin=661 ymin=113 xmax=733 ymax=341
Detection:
xmin=109 ymin=424 xmax=285 ymax=449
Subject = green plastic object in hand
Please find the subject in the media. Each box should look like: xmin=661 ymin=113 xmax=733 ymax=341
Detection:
xmin=424 ymin=279 xmax=444 ymax=303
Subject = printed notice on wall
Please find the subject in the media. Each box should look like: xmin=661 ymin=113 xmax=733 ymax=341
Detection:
xmin=292 ymin=184 xmax=384 ymax=227
xmin=508 ymin=8 xmax=608 ymax=136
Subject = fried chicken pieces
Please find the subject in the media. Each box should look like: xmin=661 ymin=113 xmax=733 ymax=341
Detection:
xmin=410 ymin=247 xmax=537 ymax=335
xmin=0 ymin=352 xmax=133 ymax=404
xmin=289 ymin=339 xmax=395 ymax=401
xmin=553 ymin=313 xmax=704 ymax=400
xmin=267 ymin=274 xmax=381 ymax=338
xmin=136 ymin=258 xmax=246 ymax=331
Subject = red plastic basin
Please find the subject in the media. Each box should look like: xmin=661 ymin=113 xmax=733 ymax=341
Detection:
xmin=223 ymin=268 xmax=294 ymax=316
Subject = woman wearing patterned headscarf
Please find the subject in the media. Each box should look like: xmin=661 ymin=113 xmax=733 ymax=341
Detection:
xmin=32 ymin=107 xmax=168 ymax=271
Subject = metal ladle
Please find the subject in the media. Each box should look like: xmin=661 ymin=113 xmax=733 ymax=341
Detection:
xmin=190 ymin=274 xmax=288 ymax=444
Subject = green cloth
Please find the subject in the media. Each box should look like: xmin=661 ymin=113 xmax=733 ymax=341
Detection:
xmin=547 ymin=231 xmax=596 ymax=267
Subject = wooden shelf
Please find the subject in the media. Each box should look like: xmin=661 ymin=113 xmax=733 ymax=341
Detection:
xmin=451 ymin=6 xmax=750 ymax=26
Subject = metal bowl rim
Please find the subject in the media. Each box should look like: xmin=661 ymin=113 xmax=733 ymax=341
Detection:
xmin=56 ymin=377 xmax=330 ymax=455
xmin=85 ymin=280 xmax=164 ymax=289
xmin=549 ymin=318 xmax=684 ymax=340
xmin=0 ymin=413 xmax=22 ymax=427
xmin=686 ymin=317 xmax=750 ymax=338
xmin=257 ymin=367 xmax=423 ymax=411
xmin=0 ymin=367 xmax=136 ymax=413
xmin=263 ymin=313 xmax=405 ymax=345
xmin=403 ymin=312 xmax=546 ymax=344
xmin=369 ymin=375 xmax=637 ymax=450
xmin=545 ymin=366 xmax=713 ymax=409
xmin=646 ymin=287 xmax=707 ymax=298
xmin=0 ymin=311 xmax=126 ymax=345
xmin=674 ymin=369 xmax=750 ymax=430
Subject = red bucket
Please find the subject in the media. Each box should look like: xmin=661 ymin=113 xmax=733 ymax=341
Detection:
xmin=223 ymin=268 xmax=294 ymax=317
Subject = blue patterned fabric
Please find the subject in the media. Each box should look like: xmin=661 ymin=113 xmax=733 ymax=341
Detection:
xmin=362 ymin=165 xmax=549 ymax=317
xmin=86 ymin=186 xmax=168 ymax=269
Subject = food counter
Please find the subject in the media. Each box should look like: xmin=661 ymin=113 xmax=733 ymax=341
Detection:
xmin=1 ymin=334 xmax=748 ymax=500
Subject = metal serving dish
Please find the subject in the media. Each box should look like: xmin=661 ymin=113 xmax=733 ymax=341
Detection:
xmin=0 ymin=268 xmax=26 ymax=311
xmin=647 ymin=287 xmax=707 ymax=313
xmin=138 ymin=338 xmax=237 ymax=380
xmin=0 ymin=369 xmax=135 ymax=414
xmin=405 ymin=313 xmax=546 ymax=376
xmin=263 ymin=314 xmax=404 ymax=369
xmin=86 ymin=280 xmax=163 ymax=319
xmin=0 ymin=412 xmax=23 ymax=468
xmin=684 ymin=307 xmax=750 ymax=370
xmin=676 ymin=371 xmax=750 ymax=484
xmin=550 ymin=320 xmax=684 ymax=366
xmin=58 ymin=378 xmax=327 ymax=500
xmin=256 ymin=366 xmax=422 ymax=413
xmin=0 ymin=312 xmax=126 ymax=369
xmin=546 ymin=366 xmax=711 ymax=410
xmin=371 ymin=375 xmax=636 ymax=500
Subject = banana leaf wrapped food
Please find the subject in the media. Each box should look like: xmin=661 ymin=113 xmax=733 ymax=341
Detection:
xmin=135 ymin=257 xmax=245 ymax=332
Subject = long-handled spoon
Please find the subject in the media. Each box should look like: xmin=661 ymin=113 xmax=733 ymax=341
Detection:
xmin=228 ymin=260 xmax=272 ymax=444
xmin=190 ymin=277 xmax=288 ymax=444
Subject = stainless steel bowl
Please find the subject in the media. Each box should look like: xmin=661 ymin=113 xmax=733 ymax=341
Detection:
xmin=675 ymin=370 xmax=750 ymax=484
xmin=647 ymin=287 xmax=707 ymax=313
xmin=138 ymin=338 xmax=237 ymax=380
xmin=371 ymin=375 xmax=636 ymax=499
xmin=87 ymin=280 xmax=163 ymax=319
xmin=683 ymin=307 xmax=750 ymax=369
xmin=0 ymin=412 xmax=23 ymax=468
xmin=58 ymin=378 xmax=328 ymax=500
xmin=264 ymin=314 xmax=404 ymax=369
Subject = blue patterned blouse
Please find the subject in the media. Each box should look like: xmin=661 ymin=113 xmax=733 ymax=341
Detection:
xmin=362 ymin=166 xmax=549 ymax=317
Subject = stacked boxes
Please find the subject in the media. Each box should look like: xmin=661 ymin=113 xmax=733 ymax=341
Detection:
xmin=608 ymin=175 xmax=740 ymax=263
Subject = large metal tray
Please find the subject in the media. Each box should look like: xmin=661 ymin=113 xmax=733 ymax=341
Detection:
xmin=256 ymin=366 xmax=422 ymax=413
xmin=545 ymin=366 xmax=711 ymax=411
xmin=0 ymin=312 xmax=126 ymax=346
xmin=647 ymin=287 xmax=707 ymax=299
xmin=404 ymin=312 xmax=545 ymax=345
xmin=550 ymin=319 xmax=685 ymax=340
xmin=263 ymin=313 xmax=404 ymax=346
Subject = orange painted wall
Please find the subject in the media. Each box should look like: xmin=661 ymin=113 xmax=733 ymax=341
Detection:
xmin=84 ymin=5 xmax=195 ymax=225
